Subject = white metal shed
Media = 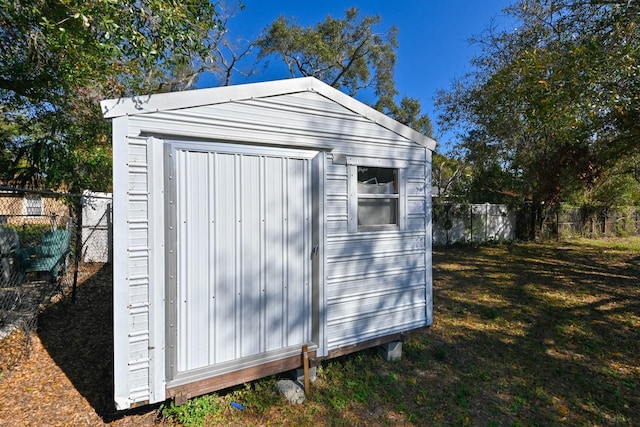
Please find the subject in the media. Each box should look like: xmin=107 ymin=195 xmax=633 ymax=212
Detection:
xmin=101 ymin=76 xmax=436 ymax=410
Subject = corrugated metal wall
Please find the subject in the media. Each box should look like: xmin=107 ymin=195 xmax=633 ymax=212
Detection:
xmin=112 ymin=128 xmax=155 ymax=409
xmin=324 ymin=156 xmax=430 ymax=350
xmin=168 ymin=146 xmax=314 ymax=380
xmin=127 ymin=92 xmax=420 ymax=155
xmin=113 ymin=88 xmax=432 ymax=408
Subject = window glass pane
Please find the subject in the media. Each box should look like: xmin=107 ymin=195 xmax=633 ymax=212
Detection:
xmin=355 ymin=166 xmax=400 ymax=228
xmin=358 ymin=198 xmax=397 ymax=225
xmin=357 ymin=167 xmax=397 ymax=194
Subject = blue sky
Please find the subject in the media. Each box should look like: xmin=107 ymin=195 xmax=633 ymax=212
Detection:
xmin=200 ymin=1 xmax=516 ymax=151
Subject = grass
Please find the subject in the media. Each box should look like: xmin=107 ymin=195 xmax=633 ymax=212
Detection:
xmin=161 ymin=237 xmax=640 ymax=426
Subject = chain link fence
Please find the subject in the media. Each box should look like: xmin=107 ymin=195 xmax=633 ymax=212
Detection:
xmin=540 ymin=205 xmax=640 ymax=240
xmin=0 ymin=187 xmax=112 ymax=378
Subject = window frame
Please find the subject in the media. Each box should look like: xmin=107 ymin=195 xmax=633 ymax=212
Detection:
xmin=346 ymin=157 xmax=407 ymax=233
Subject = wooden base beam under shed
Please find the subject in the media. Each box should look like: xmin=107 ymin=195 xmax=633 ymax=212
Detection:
xmin=165 ymin=332 xmax=411 ymax=406
xmin=166 ymin=350 xmax=318 ymax=405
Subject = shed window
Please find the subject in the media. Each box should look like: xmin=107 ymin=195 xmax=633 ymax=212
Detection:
xmin=357 ymin=167 xmax=398 ymax=227
xmin=346 ymin=159 xmax=407 ymax=233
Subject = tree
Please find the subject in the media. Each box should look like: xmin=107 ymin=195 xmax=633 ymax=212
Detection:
xmin=375 ymin=95 xmax=433 ymax=137
xmin=256 ymin=7 xmax=397 ymax=99
xmin=431 ymin=152 xmax=468 ymax=200
xmin=569 ymin=155 xmax=640 ymax=208
xmin=0 ymin=0 xmax=224 ymax=192
xmin=1 ymin=0 xmax=223 ymax=100
xmin=204 ymin=1 xmax=257 ymax=87
xmin=256 ymin=7 xmax=433 ymax=137
xmin=436 ymin=0 xmax=640 ymax=236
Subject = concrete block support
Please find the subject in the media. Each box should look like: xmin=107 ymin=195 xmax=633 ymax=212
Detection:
xmin=379 ymin=341 xmax=403 ymax=362
xmin=293 ymin=366 xmax=317 ymax=382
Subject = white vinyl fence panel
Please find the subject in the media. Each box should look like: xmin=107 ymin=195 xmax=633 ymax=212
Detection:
xmin=81 ymin=191 xmax=112 ymax=263
xmin=433 ymin=203 xmax=515 ymax=245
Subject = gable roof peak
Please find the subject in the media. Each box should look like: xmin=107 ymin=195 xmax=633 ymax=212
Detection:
xmin=100 ymin=76 xmax=436 ymax=150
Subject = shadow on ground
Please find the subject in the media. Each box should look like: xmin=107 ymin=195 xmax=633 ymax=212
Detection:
xmin=30 ymin=241 xmax=640 ymax=425
xmin=423 ymin=242 xmax=640 ymax=425
xmin=36 ymin=264 xmax=150 ymax=422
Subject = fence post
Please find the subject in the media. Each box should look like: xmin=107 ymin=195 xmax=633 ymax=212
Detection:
xmin=485 ymin=203 xmax=489 ymax=241
xmin=107 ymin=202 xmax=113 ymax=264
xmin=71 ymin=199 xmax=83 ymax=304
xmin=469 ymin=204 xmax=473 ymax=243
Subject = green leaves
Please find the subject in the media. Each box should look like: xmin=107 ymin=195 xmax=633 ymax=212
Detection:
xmin=256 ymin=7 xmax=398 ymax=100
xmin=437 ymin=0 xmax=640 ymax=209
xmin=0 ymin=0 xmax=224 ymax=191
xmin=255 ymin=7 xmax=432 ymax=137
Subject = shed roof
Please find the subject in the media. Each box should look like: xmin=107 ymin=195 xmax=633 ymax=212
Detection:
xmin=100 ymin=76 xmax=436 ymax=151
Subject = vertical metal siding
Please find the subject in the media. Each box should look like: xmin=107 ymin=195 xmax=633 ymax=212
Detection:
xmin=170 ymin=146 xmax=314 ymax=378
xmin=112 ymin=125 xmax=154 ymax=408
xmin=238 ymin=154 xmax=261 ymax=357
xmin=311 ymin=153 xmax=327 ymax=357
xmin=126 ymin=137 xmax=152 ymax=400
xmin=112 ymin=117 xmax=132 ymax=410
xmin=147 ymin=137 xmax=166 ymax=404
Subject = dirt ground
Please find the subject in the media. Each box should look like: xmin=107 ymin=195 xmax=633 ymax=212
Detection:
xmin=0 ymin=264 xmax=161 ymax=427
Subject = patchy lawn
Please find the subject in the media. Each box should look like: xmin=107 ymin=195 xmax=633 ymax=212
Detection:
xmin=0 ymin=238 xmax=638 ymax=426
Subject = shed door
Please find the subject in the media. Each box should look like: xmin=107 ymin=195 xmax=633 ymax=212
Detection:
xmin=166 ymin=143 xmax=315 ymax=383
